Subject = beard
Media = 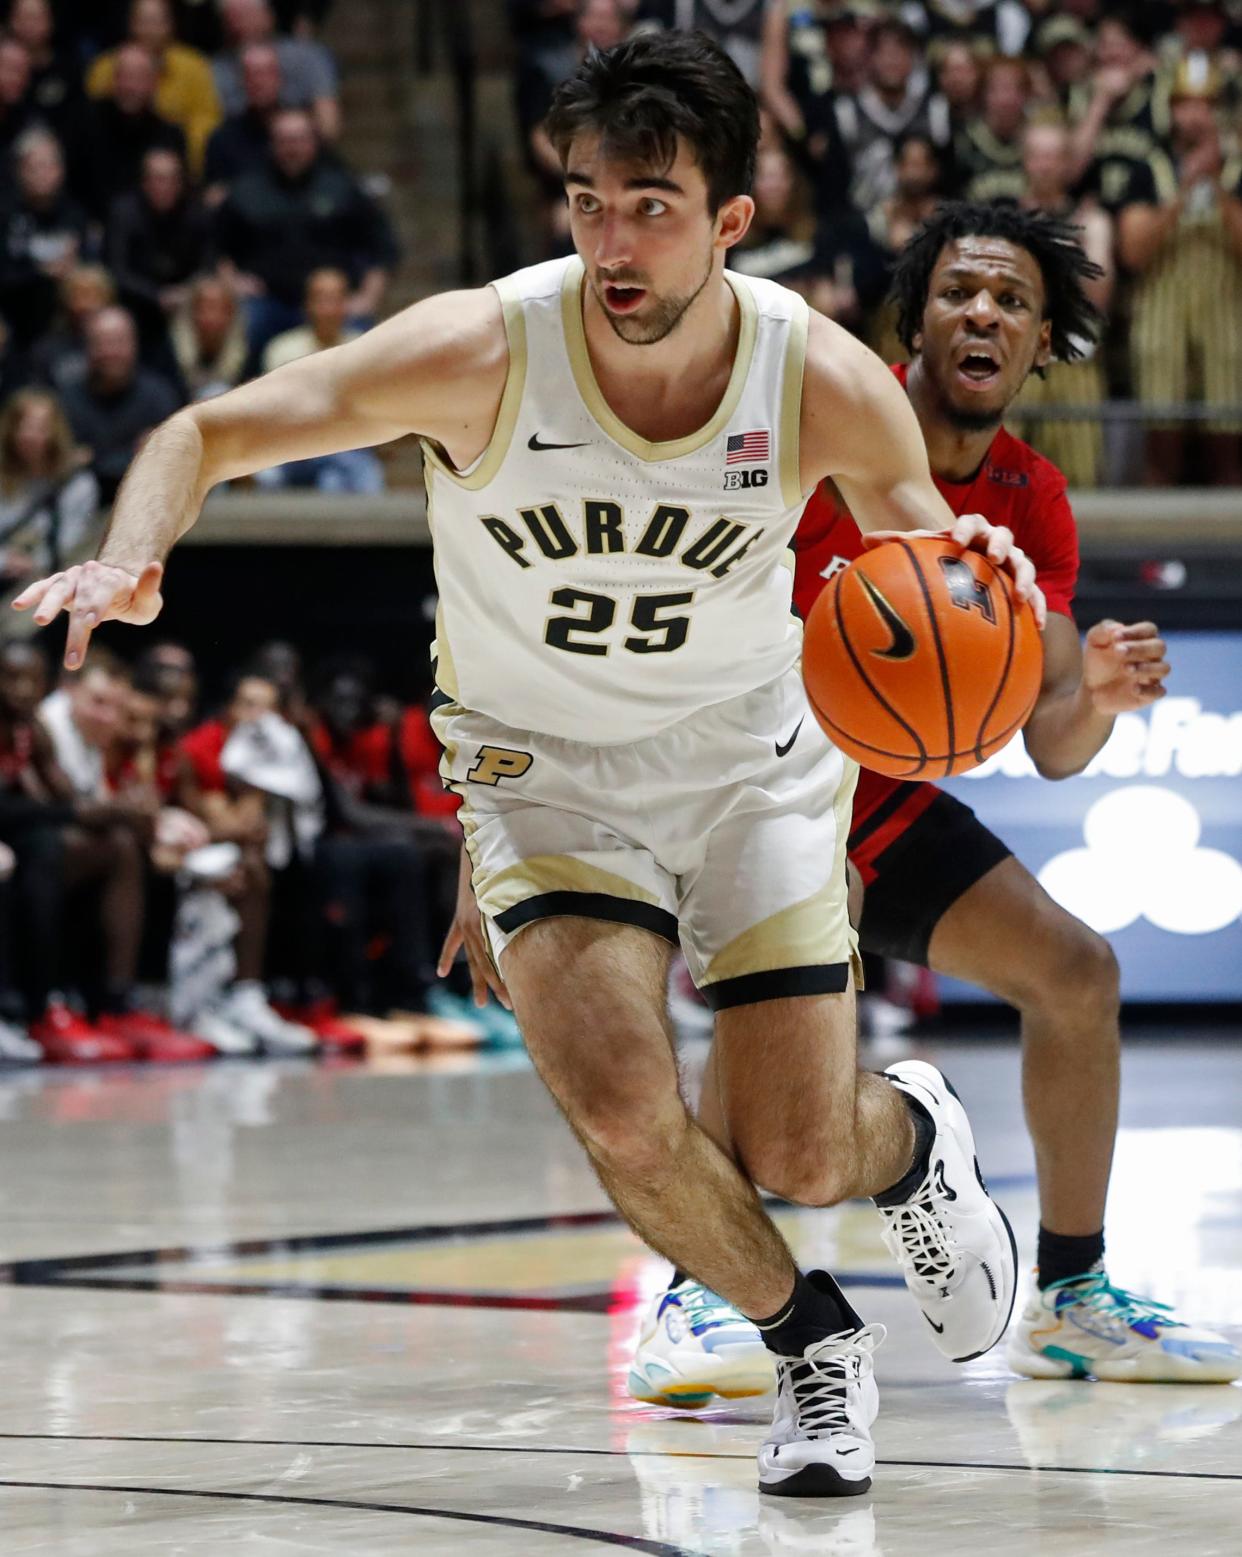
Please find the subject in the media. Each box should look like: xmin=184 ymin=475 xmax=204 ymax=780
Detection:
xmin=924 ymin=351 xmax=1012 ymax=432
xmin=592 ymin=253 xmax=714 ymax=345
xmin=942 ymin=397 xmax=1005 ymax=432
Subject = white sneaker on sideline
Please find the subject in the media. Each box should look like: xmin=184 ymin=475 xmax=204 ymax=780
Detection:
xmin=192 ymin=1005 xmax=262 ymax=1056
xmin=876 ymin=1060 xmax=1017 ymax=1363
xmin=0 ymin=1018 xmax=42 ymax=1062
xmin=217 ymin=982 xmax=319 ymax=1055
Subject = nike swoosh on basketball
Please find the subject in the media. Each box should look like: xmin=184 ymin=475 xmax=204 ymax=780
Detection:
xmin=528 ymin=433 xmax=590 ymax=451
xmin=858 ymin=573 xmax=915 ymax=661
xmin=775 ymin=717 xmax=804 ymax=758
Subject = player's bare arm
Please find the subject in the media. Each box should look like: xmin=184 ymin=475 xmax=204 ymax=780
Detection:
xmin=799 ymin=313 xmax=1045 ymax=624
xmin=12 ymin=287 xmax=512 ymax=667
xmin=1022 ymin=614 xmax=1169 ymax=780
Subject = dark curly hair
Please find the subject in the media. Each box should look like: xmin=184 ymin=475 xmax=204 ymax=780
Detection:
xmin=890 ymin=201 xmax=1104 ymax=366
xmin=544 ymin=31 xmax=760 ymax=214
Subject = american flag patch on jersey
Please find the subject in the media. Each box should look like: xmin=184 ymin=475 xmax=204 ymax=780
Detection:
xmin=726 ymin=429 xmax=770 ymax=465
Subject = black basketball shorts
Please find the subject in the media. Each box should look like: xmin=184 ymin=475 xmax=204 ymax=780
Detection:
xmin=853 ymin=786 xmax=1013 ymax=967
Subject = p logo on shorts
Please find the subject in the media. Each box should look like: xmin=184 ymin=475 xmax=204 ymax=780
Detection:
xmin=468 ymin=745 xmax=534 ymax=786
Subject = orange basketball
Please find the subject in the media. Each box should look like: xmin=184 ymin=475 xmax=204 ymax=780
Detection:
xmin=802 ymin=536 xmax=1044 ymax=779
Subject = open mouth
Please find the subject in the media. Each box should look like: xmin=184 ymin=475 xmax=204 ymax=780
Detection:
xmin=602 ymin=282 xmax=647 ymax=314
xmin=955 ymin=347 xmax=1002 ymax=389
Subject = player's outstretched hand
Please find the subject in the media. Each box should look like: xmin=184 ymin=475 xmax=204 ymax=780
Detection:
xmin=12 ymin=560 xmax=165 ymax=669
xmin=1082 ymin=619 xmax=1169 ymax=713
xmin=436 ymin=844 xmax=512 ymax=1011
xmin=862 ymin=513 xmax=1047 ymax=629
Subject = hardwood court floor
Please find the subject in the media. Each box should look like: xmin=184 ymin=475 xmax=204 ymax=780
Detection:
xmin=0 ymin=1036 xmax=1239 ymax=1555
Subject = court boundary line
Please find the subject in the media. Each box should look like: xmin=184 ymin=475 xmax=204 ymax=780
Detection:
xmin=0 ymin=1478 xmax=707 ymax=1555
xmin=2 ymin=1433 xmax=1240 ymax=1484
xmin=4 ymin=1188 xmax=1042 ymax=1309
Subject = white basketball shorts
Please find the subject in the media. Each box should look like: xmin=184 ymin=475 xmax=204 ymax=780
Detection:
xmin=433 ymin=665 xmax=859 ymax=1010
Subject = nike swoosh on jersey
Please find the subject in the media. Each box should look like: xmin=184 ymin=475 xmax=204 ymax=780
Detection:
xmin=775 ymin=717 xmax=804 ymax=757
xmin=858 ymin=573 xmax=916 ymax=660
xmin=528 ymin=433 xmax=590 ymax=451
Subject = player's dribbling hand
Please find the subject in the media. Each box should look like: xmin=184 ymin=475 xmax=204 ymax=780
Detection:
xmin=436 ymin=844 xmax=512 ymax=1011
xmin=11 ymin=560 xmax=165 ymax=669
xmin=1082 ymin=619 xmax=1170 ymax=713
xmin=861 ymin=512 xmax=1047 ymax=628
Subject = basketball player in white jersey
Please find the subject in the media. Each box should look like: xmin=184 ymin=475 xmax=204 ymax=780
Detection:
xmin=16 ymin=35 xmax=1043 ymax=1498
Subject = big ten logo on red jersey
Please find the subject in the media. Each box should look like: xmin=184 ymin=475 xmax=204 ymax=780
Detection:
xmin=479 ymin=500 xmax=761 ymax=581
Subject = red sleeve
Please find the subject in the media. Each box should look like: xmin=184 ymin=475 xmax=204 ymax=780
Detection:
xmin=400 ymin=706 xmax=460 ymax=817
xmin=1020 ymin=471 xmax=1079 ymax=619
xmin=353 ymin=725 xmax=394 ymax=788
xmin=791 ymin=484 xmax=864 ymax=620
xmin=178 ymin=721 xmax=227 ymax=793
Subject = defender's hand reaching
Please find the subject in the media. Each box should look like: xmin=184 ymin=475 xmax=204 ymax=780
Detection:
xmin=1082 ymin=620 xmax=1169 ymax=714
xmin=862 ymin=512 xmax=1046 ymax=629
xmin=12 ymin=560 xmax=165 ymax=668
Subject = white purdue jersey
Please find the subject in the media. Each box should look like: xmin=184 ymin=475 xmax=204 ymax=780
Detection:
xmin=424 ymin=254 xmax=810 ymax=745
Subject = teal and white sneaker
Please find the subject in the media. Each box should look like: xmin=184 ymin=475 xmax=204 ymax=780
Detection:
xmin=628 ymin=1280 xmax=775 ymax=1409
xmin=1007 ymin=1271 xmax=1242 ymax=1383
xmin=427 ymin=988 xmax=522 ymax=1049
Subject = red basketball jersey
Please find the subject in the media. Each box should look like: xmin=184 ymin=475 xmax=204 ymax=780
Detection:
xmin=792 ymin=364 xmax=1081 ymax=874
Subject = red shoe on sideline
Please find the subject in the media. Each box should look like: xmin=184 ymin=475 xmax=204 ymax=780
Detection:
xmin=274 ymin=998 xmax=367 ymax=1055
xmin=95 ymin=1011 xmax=217 ymax=1064
xmin=29 ymin=1003 xmax=138 ymax=1064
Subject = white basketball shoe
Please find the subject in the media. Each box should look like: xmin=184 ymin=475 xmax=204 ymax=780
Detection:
xmin=875 ymin=1060 xmax=1017 ymax=1362
xmin=1007 ymin=1271 xmax=1242 ymax=1383
xmin=628 ymin=1279 xmax=775 ymax=1408
xmin=759 ymin=1290 xmax=885 ymax=1499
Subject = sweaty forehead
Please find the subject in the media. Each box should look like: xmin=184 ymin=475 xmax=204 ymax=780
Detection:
xmin=934 ymin=237 xmax=1044 ymax=297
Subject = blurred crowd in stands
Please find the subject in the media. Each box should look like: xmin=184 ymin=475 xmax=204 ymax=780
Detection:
xmin=514 ymin=0 xmax=1242 ymax=486
xmin=0 ymin=633 xmax=521 ymax=1064
xmin=1 ymin=2 xmax=1240 ymax=1067
xmin=0 ymin=0 xmax=400 ymax=597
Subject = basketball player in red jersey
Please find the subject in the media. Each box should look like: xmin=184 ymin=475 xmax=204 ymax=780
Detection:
xmin=632 ymin=202 xmax=1237 ymax=1396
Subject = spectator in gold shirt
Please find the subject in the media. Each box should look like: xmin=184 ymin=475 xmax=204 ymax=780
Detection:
xmin=87 ymin=0 xmax=221 ymax=175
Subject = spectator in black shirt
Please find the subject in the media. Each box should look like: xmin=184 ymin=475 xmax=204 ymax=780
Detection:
xmin=0 ymin=36 xmax=36 ymax=185
xmin=955 ymin=54 xmax=1030 ymax=203
xmin=215 ymin=107 xmax=399 ymax=355
xmin=59 ymin=305 xmax=182 ymax=500
xmin=27 ymin=262 xmax=115 ymax=394
xmin=273 ymin=0 xmax=334 ymax=33
xmin=7 ymin=0 xmax=82 ymax=137
xmin=56 ymin=0 xmax=224 ymax=52
xmin=67 ymin=43 xmax=186 ymax=221
xmin=203 ymin=41 xmax=282 ymax=201
xmin=832 ymin=18 xmax=952 ymax=212
xmin=215 ymin=0 xmax=340 ymax=142
xmin=1069 ymin=11 xmax=1164 ymax=199
xmin=1033 ymin=17 xmax=1092 ymax=118
xmin=758 ymin=0 xmax=858 ymax=218
xmin=933 ymin=38 xmax=983 ymax=133
xmin=0 ymin=127 xmax=91 ymax=347
xmin=107 ymin=146 xmax=212 ymax=343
